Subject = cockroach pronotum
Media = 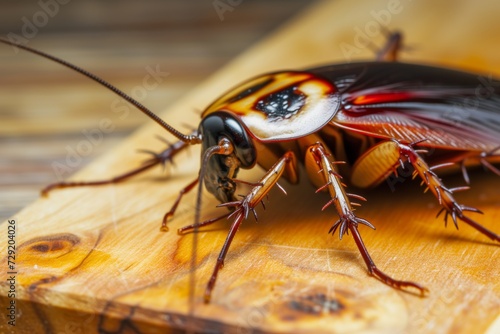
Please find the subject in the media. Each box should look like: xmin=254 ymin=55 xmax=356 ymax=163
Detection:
xmin=1 ymin=32 xmax=499 ymax=303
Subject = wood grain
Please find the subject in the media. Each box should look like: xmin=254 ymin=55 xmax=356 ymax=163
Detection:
xmin=1 ymin=0 xmax=500 ymax=333
xmin=0 ymin=0 xmax=311 ymax=222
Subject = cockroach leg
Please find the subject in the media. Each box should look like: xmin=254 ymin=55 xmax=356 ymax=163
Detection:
xmin=177 ymin=212 xmax=231 ymax=235
xmin=203 ymin=152 xmax=295 ymax=303
xmin=479 ymin=146 xmax=500 ymax=177
xmin=397 ymin=141 xmax=500 ymax=242
xmin=349 ymin=223 xmax=429 ymax=296
xmin=161 ymin=178 xmax=199 ymax=231
xmin=204 ymin=211 xmax=245 ymax=303
xmin=376 ymin=30 xmax=403 ymax=62
xmin=458 ymin=146 xmax=500 ymax=184
xmin=41 ymin=138 xmax=190 ymax=196
xmin=41 ymin=159 xmax=158 ymax=196
xmin=308 ymin=142 xmax=427 ymax=295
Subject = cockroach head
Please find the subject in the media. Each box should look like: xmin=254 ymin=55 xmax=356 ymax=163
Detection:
xmin=197 ymin=111 xmax=256 ymax=203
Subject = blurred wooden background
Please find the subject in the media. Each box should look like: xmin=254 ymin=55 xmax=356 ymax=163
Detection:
xmin=0 ymin=0 xmax=312 ymax=222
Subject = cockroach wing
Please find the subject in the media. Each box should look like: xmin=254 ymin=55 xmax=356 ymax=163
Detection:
xmin=311 ymin=62 xmax=500 ymax=152
xmin=202 ymin=72 xmax=341 ymax=142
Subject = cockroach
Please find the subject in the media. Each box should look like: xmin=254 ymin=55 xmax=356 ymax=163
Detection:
xmin=1 ymin=32 xmax=499 ymax=303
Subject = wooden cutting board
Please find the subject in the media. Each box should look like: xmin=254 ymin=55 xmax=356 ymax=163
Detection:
xmin=1 ymin=0 xmax=499 ymax=333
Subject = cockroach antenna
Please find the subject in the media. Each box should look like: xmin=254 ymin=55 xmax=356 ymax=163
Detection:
xmin=1 ymin=36 xmax=208 ymax=313
xmin=0 ymin=37 xmax=202 ymax=145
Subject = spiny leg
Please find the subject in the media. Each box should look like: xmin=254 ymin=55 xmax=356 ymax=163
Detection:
xmin=202 ymin=152 xmax=296 ymax=303
xmin=175 ymin=181 xmax=264 ymax=235
xmin=308 ymin=142 xmax=428 ymax=295
xmin=397 ymin=141 xmax=500 ymax=242
xmin=41 ymin=137 xmax=189 ymax=196
xmin=351 ymin=139 xmax=499 ymax=242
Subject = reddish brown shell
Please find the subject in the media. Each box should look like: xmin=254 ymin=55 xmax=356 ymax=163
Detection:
xmin=202 ymin=71 xmax=340 ymax=142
